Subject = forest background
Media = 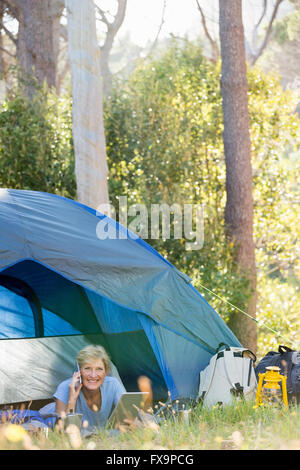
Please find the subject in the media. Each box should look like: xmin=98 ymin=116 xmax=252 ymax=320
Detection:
xmin=0 ymin=0 xmax=299 ymax=358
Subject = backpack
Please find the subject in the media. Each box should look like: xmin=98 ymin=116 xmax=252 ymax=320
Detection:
xmin=198 ymin=344 xmax=257 ymax=408
xmin=255 ymin=345 xmax=300 ymax=405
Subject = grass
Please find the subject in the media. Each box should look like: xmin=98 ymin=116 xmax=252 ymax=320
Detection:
xmin=1 ymin=400 xmax=299 ymax=451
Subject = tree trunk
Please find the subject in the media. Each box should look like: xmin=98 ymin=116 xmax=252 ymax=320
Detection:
xmin=66 ymin=0 xmax=110 ymax=212
xmin=0 ymin=5 xmax=6 ymax=99
xmin=16 ymin=0 xmax=63 ymax=90
xmin=219 ymin=0 xmax=257 ymax=352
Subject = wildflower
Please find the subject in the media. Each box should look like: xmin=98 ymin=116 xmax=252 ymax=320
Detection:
xmin=231 ymin=430 xmax=244 ymax=447
xmin=4 ymin=424 xmax=27 ymax=443
xmin=140 ymin=441 xmax=154 ymax=450
xmin=86 ymin=440 xmax=97 ymax=450
xmin=66 ymin=424 xmax=82 ymax=449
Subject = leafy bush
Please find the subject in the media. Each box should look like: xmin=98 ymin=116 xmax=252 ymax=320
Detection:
xmin=0 ymin=83 xmax=76 ymax=198
xmin=105 ymin=39 xmax=300 ymax=352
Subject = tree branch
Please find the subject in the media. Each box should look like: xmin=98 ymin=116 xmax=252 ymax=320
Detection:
xmin=249 ymin=0 xmax=268 ymax=56
xmin=106 ymin=0 xmax=127 ymax=36
xmin=1 ymin=21 xmax=17 ymax=44
xmin=95 ymin=3 xmax=110 ymax=27
xmin=99 ymin=0 xmax=127 ymax=96
xmin=144 ymin=0 xmax=166 ymax=58
xmin=0 ymin=44 xmax=15 ymax=57
xmin=251 ymin=0 xmax=284 ymax=65
xmin=256 ymin=0 xmax=268 ymax=30
xmin=195 ymin=0 xmax=219 ymax=62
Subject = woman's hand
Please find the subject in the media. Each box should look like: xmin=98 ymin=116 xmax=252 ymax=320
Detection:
xmin=67 ymin=371 xmax=82 ymax=412
xmin=69 ymin=371 xmax=82 ymax=397
xmin=55 ymin=372 xmax=82 ymax=417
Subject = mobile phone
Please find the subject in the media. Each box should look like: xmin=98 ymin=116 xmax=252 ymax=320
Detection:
xmin=76 ymin=361 xmax=82 ymax=384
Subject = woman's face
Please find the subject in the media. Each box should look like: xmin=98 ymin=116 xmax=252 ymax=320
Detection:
xmin=80 ymin=358 xmax=106 ymax=391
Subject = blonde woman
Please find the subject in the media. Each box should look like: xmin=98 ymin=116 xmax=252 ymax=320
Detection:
xmin=54 ymin=345 xmax=126 ymax=432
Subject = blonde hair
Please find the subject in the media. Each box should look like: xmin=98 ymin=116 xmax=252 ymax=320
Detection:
xmin=76 ymin=345 xmax=111 ymax=373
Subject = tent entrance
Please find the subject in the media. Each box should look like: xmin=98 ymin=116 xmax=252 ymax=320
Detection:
xmin=0 ymin=260 xmax=169 ymax=403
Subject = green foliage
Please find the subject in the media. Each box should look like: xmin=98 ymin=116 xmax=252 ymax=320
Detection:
xmin=247 ymin=69 xmax=300 ymax=353
xmin=248 ymin=69 xmax=300 ymax=273
xmin=273 ymin=10 xmax=300 ymax=44
xmin=0 ymin=82 xmax=76 ymax=198
xmin=257 ymin=275 xmax=300 ymax=357
xmin=105 ymin=40 xmax=300 ymax=351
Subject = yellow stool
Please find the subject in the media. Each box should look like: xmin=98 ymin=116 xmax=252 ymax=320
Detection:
xmin=256 ymin=366 xmax=288 ymax=408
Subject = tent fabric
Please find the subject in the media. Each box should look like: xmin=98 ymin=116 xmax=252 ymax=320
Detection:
xmin=0 ymin=188 xmax=241 ymax=403
xmin=2 ymin=260 xmax=101 ymax=336
xmin=0 ymin=285 xmax=37 ymax=338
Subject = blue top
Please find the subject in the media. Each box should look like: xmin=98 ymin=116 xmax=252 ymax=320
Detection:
xmin=53 ymin=376 xmax=126 ymax=433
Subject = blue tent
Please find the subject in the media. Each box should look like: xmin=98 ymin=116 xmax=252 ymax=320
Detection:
xmin=0 ymin=188 xmax=241 ymax=405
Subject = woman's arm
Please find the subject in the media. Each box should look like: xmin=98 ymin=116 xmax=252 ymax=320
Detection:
xmin=55 ymin=397 xmax=68 ymax=415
